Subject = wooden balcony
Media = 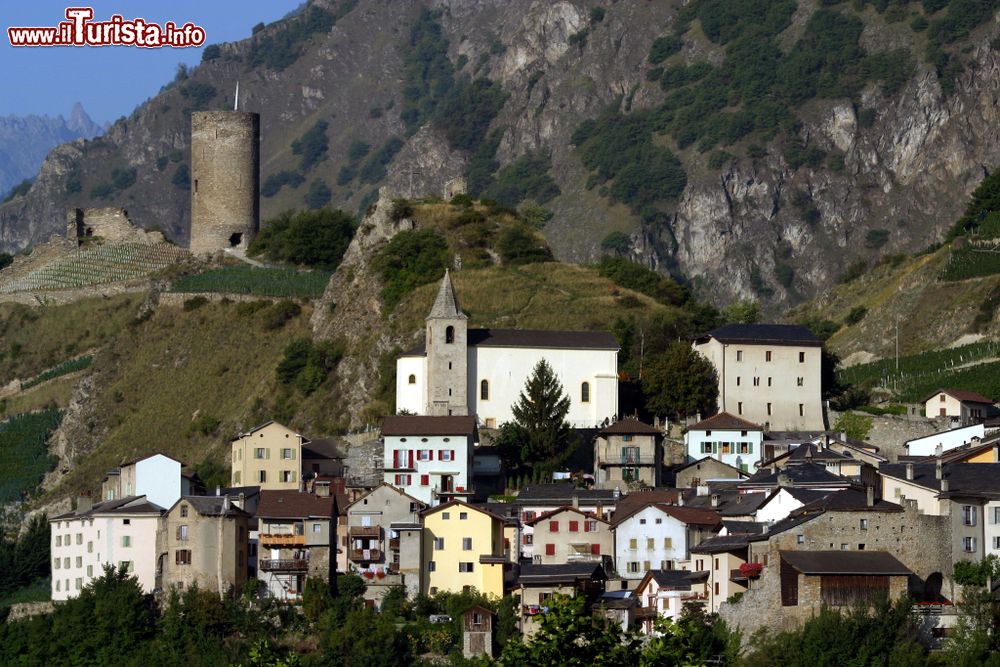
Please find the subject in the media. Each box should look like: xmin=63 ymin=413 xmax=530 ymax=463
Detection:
xmin=388 ymin=537 xmax=400 ymax=550
xmin=349 ymin=525 xmax=380 ymax=538
xmin=260 ymin=533 xmax=305 ymax=547
xmin=349 ymin=548 xmax=381 ymax=562
xmin=260 ymin=559 xmax=309 ymax=572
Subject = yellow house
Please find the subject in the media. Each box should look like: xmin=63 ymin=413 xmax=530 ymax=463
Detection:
xmin=422 ymin=500 xmax=506 ymax=597
xmin=231 ymin=421 xmax=306 ymax=490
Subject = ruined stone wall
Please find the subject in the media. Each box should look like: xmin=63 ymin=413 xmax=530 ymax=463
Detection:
xmin=829 ymin=410 xmax=949 ymax=461
xmin=66 ymin=208 xmax=162 ymax=245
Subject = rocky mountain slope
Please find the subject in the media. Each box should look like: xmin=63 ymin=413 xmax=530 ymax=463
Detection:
xmin=1 ymin=0 xmax=998 ymax=310
xmin=0 ymin=103 xmax=103 ymax=198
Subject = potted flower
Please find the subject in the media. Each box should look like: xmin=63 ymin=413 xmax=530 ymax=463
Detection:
xmin=739 ymin=562 xmax=763 ymax=578
xmin=375 ymin=569 xmax=386 ymax=580
xmin=362 ymin=570 xmax=375 ymax=580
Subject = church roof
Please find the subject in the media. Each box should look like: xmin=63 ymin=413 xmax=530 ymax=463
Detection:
xmin=428 ymin=270 xmax=467 ymax=320
xmin=400 ymin=328 xmax=619 ymax=356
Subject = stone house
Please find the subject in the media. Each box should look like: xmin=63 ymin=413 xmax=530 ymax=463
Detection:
xmin=524 ymin=506 xmax=612 ymax=567
xmin=256 ymin=489 xmax=335 ymax=601
xmin=231 ymin=421 xmax=307 ymax=490
xmin=612 ymin=504 xmax=721 ymax=580
xmin=593 ymin=418 xmax=663 ymax=488
xmin=923 ymin=388 xmax=997 ymax=426
xmin=738 ymin=462 xmax=853 ymax=494
xmin=380 ymin=414 xmax=478 ymax=506
xmin=777 ymin=550 xmax=911 ymax=611
xmin=684 ymin=412 xmax=765 ymax=473
xmin=633 ymin=569 xmax=709 ymax=634
xmin=159 ymin=496 xmax=250 ymax=595
xmin=673 ymin=457 xmax=748 ymax=489
xmin=516 ymin=563 xmax=606 ymax=638
xmin=693 ymin=323 xmax=824 ymax=430
xmin=301 ymin=437 xmax=346 ymax=481
xmin=422 ymin=500 xmax=506 ymax=597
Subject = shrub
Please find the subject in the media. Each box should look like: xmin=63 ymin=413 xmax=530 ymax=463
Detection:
xmin=839 ymin=260 xmax=867 ymax=283
xmin=262 ymin=170 xmax=305 ymax=198
xmin=182 ymin=296 xmax=209 ymax=311
xmin=648 ymin=34 xmax=682 ymax=64
xmin=359 ymin=137 xmax=404 ymax=184
xmin=276 ymin=338 xmax=345 ymax=395
xmin=90 ymin=182 xmax=113 ymax=199
xmin=389 ymin=199 xmax=414 ymax=222
xmin=708 ymin=150 xmax=732 ymax=169
xmin=111 ymin=167 xmax=137 ymax=191
xmin=262 ymin=300 xmax=303 ymax=330
xmin=372 ymin=229 xmax=450 ymax=310
xmin=179 ymin=82 xmax=216 ymax=111
xmin=2 ymin=179 xmax=32 ymax=204
xmin=304 ymin=180 xmax=332 ymax=209
xmin=450 ymin=193 xmax=473 ymax=207
xmin=590 ymin=7 xmax=606 ymax=23
xmin=347 ymin=140 xmax=371 ymax=163
xmin=775 ymin=262 xmax=794 ymax=288
xmin=0 ymin=410 xmax=60 ymax=503
xmin=597 ymin=257 xmax=688 ymax=306
xmin=432 ymin=78 xmax=507 ymax=152
xmin=845 ymin=305 xmax=868 ymax=325
xmin=568 ymin=28 xmax=589 ymax=48
xmin=484 ymin=153 xmax=561 ymax=207
xmin=291 ymin=119 xmax=330 ymax=171
xmin=833 ymin=411 xmax=873 ymax=440
xmin=249 ymin=208 xmax=355 ymax=269
xmin=497 ymin=225 xmax=552 ymax=266
xmin=186 ymin=413 xmax=220 ymax=437
xmin=864 ymin=228 xmax=890 ymax=249
xmin=248 ymin=5 xmax=343 ymax=71
xmin=201 ymin=44 xmax=221 ymax=61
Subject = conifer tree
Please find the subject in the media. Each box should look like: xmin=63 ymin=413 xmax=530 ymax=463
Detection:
xmin=508 ymin=359 xmax=573 ymax=468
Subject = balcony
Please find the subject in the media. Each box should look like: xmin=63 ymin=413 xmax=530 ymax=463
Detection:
xmin=635 ymin=606 xmax=658 ymax=620
xmin=260 ymin=559 xmax=309 ymax=572
xmin=260 ymin=533 xmax=305 ymax=547
xmin=349 ymin=548 xmax=382 ymax=562
xmin=349 ymin=526 xmax=380 ymax=538
xmin=388 ymin=537 xmax=400 ymax=550
xmin=598 ymin=455 xmax=657 ymax=467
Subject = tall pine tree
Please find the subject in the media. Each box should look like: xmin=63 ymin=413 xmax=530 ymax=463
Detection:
xmin=498 ymin=359 xmax=574 ymax=472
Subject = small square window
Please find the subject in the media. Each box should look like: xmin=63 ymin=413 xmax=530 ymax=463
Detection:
xmin=459 ymin=512 xmax=468 ymax=520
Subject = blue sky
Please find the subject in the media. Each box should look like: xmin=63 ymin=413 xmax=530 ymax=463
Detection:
xmin=0 ymin=1 xmax=302 ymax=124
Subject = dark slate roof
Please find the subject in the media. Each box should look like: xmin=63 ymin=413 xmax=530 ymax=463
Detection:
xmin=517 ymin=563 xmax=607 ymax=585
xmin=687 ymin=412 xmax=763 ymax=432
xmin=403 ymin=328 xmax=619 ymax=355
xmin=690 ymin=533 xmax=752 ymax=554
xmin=683 ymin=490 xmax=769 ymax=516
xmin=780 ymin=550 xmax=912 ymax=576
xmin=740 ymin=462 xmax=850 ymax=489
xmin=923 ymin=388 xmax=994 ymax=404
xmin=786 ymin=443 xmax=852 ymax=462
xmin=750 ymin=507 xmax=823 ymax=542
xmin=599 ymin=418 xmax=661 ymax=436
xmin=380 ymin=415 xmax=478 ymax=437
xmin=881 ymin=463 xmax=1000 ymax=497
xmin=179 ymin=496 xmax=250 ymax=518
xmin=698 ymin=323 xmax=822 ymax=347
xmin=779 ymin=488 xmax=833 ymax=505
xmin=302 ymin=437 xmax=345 ymax=460
xmin=220 ymin=485 xmax=261 ymax=497
xmin=649 ymin=570 xmax=704 ymax=589
xmin=801 ymin=488 xmax=902 ymax=513
xmin=258 ymin=490 xmax=335 ymax=519
xmin=516 ymin=483 xmax=619 ymax=504
xmin=722 ymin=520 xmax=767 ymax=535
xmin=52 ymin=495 xmax=165 ymax=520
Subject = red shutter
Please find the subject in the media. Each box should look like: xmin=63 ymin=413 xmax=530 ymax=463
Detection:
xmin=451 ymin=450 xmax=455 ymax=461
xmin=409 ymin=450 xmax=414 ymax=467
xmin=523 ymin=535 xmax=529 ymax=545
xmin=591 ymin=543 xmax=600 ymax=555
xmin=430 ymin=450 xmax=435 ymax=460
xmin=550 ymin=521 xmax=559 ymax=532
xmin=583 ymin=521 xmax=591 ymax=533
xmin=569 ymin=521 xmax=579 ymax=532
xmin=421 ymin=475 xmax=429 ymax=486
xmin=393 ymin=450 xmax=399 ymax=468
xmin=545 ymin=544 xmax=555 ymax=556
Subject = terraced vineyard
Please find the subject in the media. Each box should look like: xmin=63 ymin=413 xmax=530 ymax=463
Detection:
xmin=170 ymin=265 xmax=331 ymax=298
xmin=0 ymin=243 xmax=186 ymax=293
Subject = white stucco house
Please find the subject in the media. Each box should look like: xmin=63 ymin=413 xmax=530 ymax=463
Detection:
xmin=50 ymin=495 xmax=165 ymax=601
xmin=395 ymin=271 xmax=619 ymax=428
xmin=380 ymin=415 xmax=478 ymax=506
xmin=905 ymin=423 xmax=986 ymax=457
xmin=101 ymin=453 xmax=194 ymax=507
xmin=684 ymin=412 xmax=765 ymax=472
xmin=611 ymin=504 xmax=721 ymax=579
xmin=923 ymin=388 xmax=997 ymax=426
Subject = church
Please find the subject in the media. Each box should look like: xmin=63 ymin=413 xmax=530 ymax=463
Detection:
xmin=395 ymin=271 xmax=620 ymax=428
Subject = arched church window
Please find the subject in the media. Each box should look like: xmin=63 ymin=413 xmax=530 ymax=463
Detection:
xmin=446 ymin=326 xmax=455 ymax=344
xmin=408 ymin=374 xmax=416 ymax=385
xmin=480 ymin=380 xmax=489 ymax=401
xmin=581 ymin=382 xmax=591 ymax=403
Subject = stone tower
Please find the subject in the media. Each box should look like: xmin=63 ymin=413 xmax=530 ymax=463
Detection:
xmin=425 ymin=270 xmax=468 ymax=416
xmin=189 ymin=111 xmax=260 ymax=254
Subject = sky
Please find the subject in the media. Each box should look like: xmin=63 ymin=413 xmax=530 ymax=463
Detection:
xmin=0 ymin=1 xmax=303 ymax=124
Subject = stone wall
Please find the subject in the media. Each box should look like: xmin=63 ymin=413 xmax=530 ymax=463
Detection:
xmin=66 ymin=208 xmax=162 ymax=245
xmin=830 ymin=410 xmax=949 ymax=462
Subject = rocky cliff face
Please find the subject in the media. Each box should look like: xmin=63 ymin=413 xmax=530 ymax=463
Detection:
xmin=1 ymin=0 xmax=998 ymax=310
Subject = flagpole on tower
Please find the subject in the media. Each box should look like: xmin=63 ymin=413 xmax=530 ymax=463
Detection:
xmin=234 ymin=82 xmax=239 ymax=111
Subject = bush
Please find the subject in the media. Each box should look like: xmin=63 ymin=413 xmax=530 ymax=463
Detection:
xmin=179 ymin=82 xmax=216 ymax=111
xmin=347 ymin=140 xmax=371 ymax=163
xmin=372 ymin=229 xmax=450 ymax=310
xmin=183 ymin=295 xmax=209 ymax=311
xmin=864 ymin=228 xmax=890 ymax=249
xmin=601 ymin=231 xmax=631 ymax=255
xmin=590 ymin=7 xmax=606 ymax=23
xmin=291 ymin=119 xmax=329 ymax=172
xmin=497 ymin=225 xmax=552 ymax=266
xmin=262 ymin=300 xmax=302 ymax=330
xmin=249 ymin=208 xmax=355 ymax=269
xmin=597 ymin=257 xmax=688 ymax=306
xmin=484 ymin=153 xmax=561 ymax=207
xmin=304 ymin=179 xmax=332 ymax=209
xmin=201 ymin=44 xmax=221 ymax=61
xmin=276 ymin=338 xmax=345 ymax=395
xmin=844 ymin=306 xmax=868 ymax=325
xmin=248 ymin=5 xmax=343 ymax=71
xmin=89 ymin=182 xmax=113 ymax=199
xmin=432 ymin=78 xmax=507 ymax=152
xmin=359 ymin=137 xmax=404 ymax=184
xmin=389 ymin=199 xmax=414 ymax=222
xmin=186 ymin=413 xmax=220 ymax=437
xmin=111 ymin=167 xmax=137 ymax=191
xmin=839 ymin=260 xmax=867 ymax=283
xmin=833 ymin=411 xmax=873 ymax=440
xmin=648 ymin=34 xmax=682 ymax=64
xmin=262 ymin=170 xmax=305 ymax=198
xmin=2 ymin=179 xmax=32 ymax=204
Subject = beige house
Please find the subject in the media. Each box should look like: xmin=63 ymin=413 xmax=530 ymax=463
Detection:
xmin=693 ymin=324 xmax=823 ymax=430
xmin=525 ymin=506 xmax=612 ymax=566
xmin=160 ymin=496 xmax=250 ymax=595
xmin=923 ymin=388 xmax=996 ymax=426
xmin=689 ymin=534 xmax=751 ymax=612
xmin=594 ymin=418 xmax=662 ymax=488
xmin=674 ymin=457 xmax=748 ymax=489
xmin=231 ymin=421 xmax=307 ymax=490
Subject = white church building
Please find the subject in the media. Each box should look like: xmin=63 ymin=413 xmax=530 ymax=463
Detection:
xmin=395 ymin=271 xmax=620 ymax=428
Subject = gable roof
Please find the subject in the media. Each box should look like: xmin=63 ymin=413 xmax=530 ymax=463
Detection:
xmin=517 ymin=562 xmax=607 ymax=586
xmin=234 ymin=420 xmax=305 ymax=441
xmin=258 ymin=490 xmax=334 ymax=519
xmin=428 ymin=269 xmax=466 ymax=320
xmin=173 ymin=496 xmax=250 ymax=518
xmin=697 ymin=323 xmax=823 ymax=347
xmin=780 ymin=550 xmax=911 ymax=576
xmin=880 ymin=462 xmax=1000 ymax=497
xmin=739 ymin=462 xmax=851 ymax=490
xmin=612 ymin=502 xmax=721 ymax=529
xmin=802 ymin=488 xmax=902 ymax=512
xmin=722 ymin=520 xmax=767 ymax=535
xmin=636 ymin=569 xmax=705 ymax=593
xmin=690 ymin=533 xmax=752 ymax=554
xmin=422 ymin=498 xmax=505 ymax=522
xmin=302 ymin=437 xmax=345 ymax=460
xmin=687 ymin=412 xmax=763 ymax=432
xmin=612 ymin=489 xmax=682 ymax=517
xmin=380 ymin=415 xmax=478 ymax=437
xmin=682 ymin=489 xmax=770 ymax=516
xmin=346 ymin=482 xmax=427 ymax=513
xmin=516 ymin=483 xmax=619 ymax=505
xmin=598 ymin=418 xmax=661 ymax=436
xmin=53 ymin=495 xmax=166 ymax=521
xmin=524 ymin=505 xmax=610 ymax=527
xmin=924 ymin=388 xmax=994 ymax=405
xmin=468 ymin=328 xmax=618 ymax=350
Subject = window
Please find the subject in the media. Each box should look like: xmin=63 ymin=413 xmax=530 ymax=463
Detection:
xmin=420 ymin=474 xmax=430 ymax=486
xmin=714 ymin=582 xmax=720 ymax=595
xmin=281 ymin=448 xmax=296 ymax=460
xmin=701 ymin=442 xmax=713 ymax=454
xmin=312 ymin=523 xmax=322 ymax=533
xmin=736 ymin=376 xmax=741 ymax=387
xmin=585 ymin=520 xmax=597 ymax=532
xmin=524 ymin=534 xmax=533 ymax=545
xmin=643 ymin=560 xmax=650 ymax=571
xmin=796 ymin=377 xmax=804 ymax=387
xmin=177 ymin=525 xmax=189 ymax=541
xmin=994 ymin=536 xmax=1000 ymax=550
xmin=258 ymin=470 xmax=267 ymax=483
xmin=738 ymin=402 xmax=743 ymax=415
xmin=481 ymin=380 xmax=489 ymax=400
xmin=122 ymin=536 xmax=131 ymax=548
xmin=629 ymin=538 xmax=637 ymax=550
xmin=54 ymin=558 xmax=60 ymax=570
xmin=767 ymin=403 xmax=772 ymax=416
xmin=86 ymin=565 xmax=93 ymax=577
xmin=459 ymin=512 xmax=468 ymax=520
xmin=591 ymin=544 xmax=601 ymax=555
xmin=56 ymin=535 xmax=62 ymax=547
xmin=122 ymin=519 xmax=130 ymax=526
xmin=714 ymin=557 xmax=719 ymax=570
xmin=841 ymin=543 xmax=849 ymax=551
xmin=581 ymin=382 xmax=590 ymax=403
xmin=963 ymin=506 xmax=978 ymax=526
xmin=994 ymin=507 xmax=1000 ymax=524
xmin=655 ymin=518 xmax=662 ymax=525
xmin=767 ymin=377 xmax=772 ymax=387
xmin=799 ymin=351 xmax=805 ymax=363
xmin=550 ymin=521 xmax=559 ymax=532
xmin=418 ymin=449 xmax=431 ymax=461
xmin=739 ymin=442 xmax=752 ymax=454
xmin=627 ymin=562 xmax=640 ymax=573
xmin=175 ymin=549 xmax=192 ymax=565
xmin=736 ymin=350 xmax=743 ymax=362
xmin=859 ymin=519 xmax=868 ymax=530
xmin=663 ymin=537 xmax=672 ymax=548
xmin=394 ymin=474 xmax=411 ymax=485
xmin=439 ymin=450 xmax=454 ymax=461
xmin=442 ymin=512 xmax=450 ymax=520
xmin=254 ymin=447 xmax=267 ymax=459
xmin=76 ymin=578 xmax=83 ymax=590
xmin=281 ymin=471 xmax=296 ymax=483
xmin=463 ymin=537 xmax=473 ymax=550
xmin=799 ymin=404 xmax=804 ymax=417
xmin=119 ymin=561 xmax=134 ymax=573
xmin=180 ymin=505 xmax=188 ymax=518
xmin=434 ymin=537 xmax=445 ymax=550
xmin=445 ymin=326 xmax=455 ymax=344
xmin=545 ymin=543 xmax=555 ymax=556
xmin=76 ymin=534 xmax=82 ymax=545
xmin=56 ymin=580 xmax=60 ymax=592
xmin=459 ymin=562 xmax=474 ymax=573
xmin=623 ymin=434 xmax=633 ymax=442
xmin=234 ymin=471 xmax=241 ymax=484
xmin=940 ymin=394 xmax=946 ymax=402
xmin=647 ymin=538 xmax=655 ymax=549
xmin=64 ymin=557 xmax=69 ymax=568
xmin=796 ymin=534 xmax=804 ymax=544
xmin=485 ymin=418 xmax=496 ymax=429
xmin=408 ymin=374 xmax=416 ymax=384
xmin=765 ymin=350 xmax=772 ymax=362
xmin=428 ymin=561 xmax=436 ymax=572
xmin=753 ymin=377 xmax=760 ymax=387
xmin=569 ymin=521 xmax=579 ymax=532
xmin=639 ymin=518 xmax=646 ymax=525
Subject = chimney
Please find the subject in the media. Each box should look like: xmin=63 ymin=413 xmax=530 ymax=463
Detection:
xmin=906 ymin=463 xmax=914 ymax=480
xmin=935 ymin=443 xmax=943 ymax=457
xmin=677 ymin=493 xmax=685 ymax=507
xmin=596 ymin=503 xmax=604 ymax=519
xmin=777 ymin=473 xmax=791 ymax=488
xmin=770 ymin=464 xmax=778 ymax=474
xmin=215 ymin=485 xmax=221 ymax=496
xmin=710 ymin=493 xmax=720 ymax=508
xmin=613 ymin=486 xmax=621 ymax=499
xmin=840 ymin=431 xmax=847 ymax=442
xmin=823 ymin=434 xmax=830 ymax=447
xmin=866 ymin=485 xmax=874 ymax=508
xmin=222 ymin=495 xmax=230 ymax=511
xmin=572 ymin=493 xmax=580 ymax=509
xmin=805 ymin=447 xmax=813 ymax=461
xmin=941 ymin=478 xmax=950 ymax=493
xmin=936 ymin=460 xmax=943 ymax=480
xmin=76 ymin=491 xmax=93 ymax=514
xmin=315 ymin=482 xmax=330 ymax=498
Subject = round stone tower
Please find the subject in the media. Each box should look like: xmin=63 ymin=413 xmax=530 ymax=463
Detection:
xmin=189 ymin=111 xmax=259 ymax=254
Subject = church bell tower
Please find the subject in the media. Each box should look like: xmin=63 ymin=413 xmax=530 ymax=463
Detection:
xmin=425 ymin=270 xmax=468 ymax=416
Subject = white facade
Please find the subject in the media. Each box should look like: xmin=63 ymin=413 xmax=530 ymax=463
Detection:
xmin=684 ymin=426 xmax=764 ymax=472
xmin=398 ymin=345 xmax=618 ymax=428
xmin=135 ymin=454 xmax=182 ymax=509
xmin=383 ymin=433 xmax=473 ymax=506
xmin=50 ymin=497 xmax=163 ymax=601
xmin=905 ymin=424 xmax=985 ymax=457
xmin=987 ymin=501 xmax=1000 ymax=557
xmin=753 ymin=489 xmax=803 ymax=525
xmin=613 ymin=506 xmax=692 ymax=579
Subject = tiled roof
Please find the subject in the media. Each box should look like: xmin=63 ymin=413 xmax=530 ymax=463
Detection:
xmin=786 ymin=443 xmax=851 ymax=462
xmin=613 ymin=489 xmax=682 ymax=517
xmin=682 ymin=490 xmax=769 ymax=516
xmin=801 ymin=488 xmax=902 ymax=512
xmin=739 ymin=462 xmax=850 ymax=489
xmin=780 ymin=550 xmax=911 ymax=576
xmin=517 ymin=563 xmax=606 ymax=585
xmin=422 ymin=499 xmax=506 ymax=522
xmin=687 ymin=412 xmax=763 ymax=431
xmin=880 ymin=462 xmax=1000 ymax=497
xmin=52 ymin=495 xmax=165 ymax=521
xmin=722 ymin=520 xmax=767 ymax=535
xmin=180 ymin=496 xmax=250 ymax=518
xmin=598 ymin=418 xmax=661 ymax=436
xmin=698 ymin=323 xmax=822 ymax=347
xmin=612 ymin=502 xmax=721 ymax=528
xmin=258 ymin=490 xmax=335 ymax=519
xmin=923 ymin=388 xmax=994 ymax=404
xmin=674 ymin=457 xmax=750 ymax=477
xmin=380 ymin=415 xmax=478 ymax=437
xmin=649 ymin=570 xmax=704 ymax=589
